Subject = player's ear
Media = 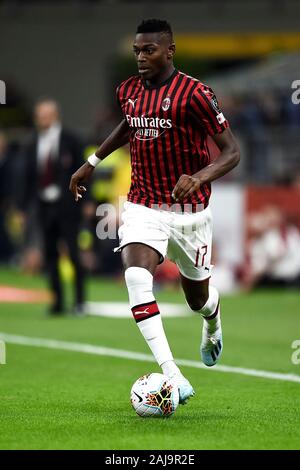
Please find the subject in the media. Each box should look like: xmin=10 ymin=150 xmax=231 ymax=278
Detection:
xmin=167 ymin=43 xmax=176 ymax=59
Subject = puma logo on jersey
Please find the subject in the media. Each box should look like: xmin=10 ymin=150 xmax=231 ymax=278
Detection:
xmin=134 ymin=307 xmax=150 ymax=315
xmin=128 ymin=99 xmax=137 ymax=109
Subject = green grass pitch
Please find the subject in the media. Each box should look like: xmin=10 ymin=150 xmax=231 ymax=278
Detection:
xmin=0 ymin=268 xmax=299 ymax=450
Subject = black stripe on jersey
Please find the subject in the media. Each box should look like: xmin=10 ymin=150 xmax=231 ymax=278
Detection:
xmin=182 ymin=80 xmax=200 ymax=181
xmin=128 ymin=80 xmax=144 ymax=204
xmin=130 ymin=80 xmax=142 ymax=102
xmin=203 ymin=137 xmax=211 ymax=167
xmin=121 ymin=76 xmax=138 ymax=102
xmin=166 ymin=73 xmax=186 ymax=186
xmin=118 ymin=78 xmax=136 ymax=199
xmin=156 ymin=79 xmax=178 ymax=199
xmin=192 ymin=94 xmax=218 ymax=134
xmin=198 ymin=88 xmax=224 ymax=134
xmin=149 ymin=87 xmax=165 ymax=201
xmin=184 ymin=81 xmax=199 ymax=177
xmin=186 ymin=83 xmax=209 ymax=206
xmin=175 ymin=76 xmax=195 ymax=177
xmin=200 ymin=139 xmax=211 ymax=203
xmin=197 ymin=130 xmax=210 ymax=204
xmin=196 ymin=99 xmax=213 ymax=205
xmin=144 ymin=88 xmax=160 ymax=204
xmin=192 ymin=91 xmax=219 ymax=135
xmin=135 ymin=86 xmax=154 ymax=205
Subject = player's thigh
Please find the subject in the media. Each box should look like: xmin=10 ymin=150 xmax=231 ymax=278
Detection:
xmin=117 ymin=202 xmax=169 ymax=274
xmin=121 ymin=243 xmax=160 ymax=275
xmin=168 ymin=207 xmax=213 ymax=281
xmin=180 ymin=274 xmax=209 ymax=311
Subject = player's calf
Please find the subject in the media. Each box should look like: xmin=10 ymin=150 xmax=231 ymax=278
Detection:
xmin=125 ymin=266 xmax=175 ymax=367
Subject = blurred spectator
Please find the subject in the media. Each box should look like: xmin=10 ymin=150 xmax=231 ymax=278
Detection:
xmin=20 ymin=99 xmax=86 ymax=315
xmin=291 ymin=170 xmax=300 ymax=190
xmin=243 ymin=205 xmax=300 ymax=289
xmin=223 ymin=88 xmax=300 ymax=184
xmin=0 ymin=131 xmax=14 ymax=262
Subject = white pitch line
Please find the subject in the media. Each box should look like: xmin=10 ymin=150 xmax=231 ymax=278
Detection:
xmin=1 ymin=332 xmax=300 ymax=384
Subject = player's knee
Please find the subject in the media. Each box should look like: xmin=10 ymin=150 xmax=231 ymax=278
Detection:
xmin=124 ymin=266 xmax=153 ymax=291
xmin=125 ymin=267 xmax=154 ymax=308
xmin=186 ymin=295 xmax=208 ymax=312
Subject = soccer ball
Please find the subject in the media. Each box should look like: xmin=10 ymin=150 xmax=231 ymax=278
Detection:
xmin=130 ymin=373 xmax=179 ymax=418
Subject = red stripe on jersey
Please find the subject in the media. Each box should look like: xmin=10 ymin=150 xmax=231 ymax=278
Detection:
xmin=140 ymin=88 xmax=159 ymax=205
xmin=178 ymin=77 xmax=198 ymax=178
xmin=156 ymin=85 xmax=176 ymax=200
xmin=117 ymin=70 xmax=229 ymax=211
xmin=192 ymin=94 xmax=218 ymax=135
xmin=164 ymin=73 xmax=186 ymax=186
xmin=133 ymin=87 xmax=152 ymax=204
xmin=174 ymin=75 xmax=194 ymax=179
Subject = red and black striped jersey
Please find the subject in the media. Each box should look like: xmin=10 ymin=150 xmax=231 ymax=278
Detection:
xmin=116 ymin=69 xmax=229 ymax=212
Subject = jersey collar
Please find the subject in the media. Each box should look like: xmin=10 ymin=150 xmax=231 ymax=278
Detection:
xmin=142 ymin=69 xmax=178 ymax=90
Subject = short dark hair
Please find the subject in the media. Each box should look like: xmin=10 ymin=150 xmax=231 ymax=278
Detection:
xmin=136 ymin=19 xmax=173 ymax=40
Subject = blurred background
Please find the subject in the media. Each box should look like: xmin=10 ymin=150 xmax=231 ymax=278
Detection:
xmin=1 ymin=0 xmax=300 ymax=311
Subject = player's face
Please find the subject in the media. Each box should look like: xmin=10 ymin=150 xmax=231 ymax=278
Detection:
xmin=133 ymin=33 xmax=175 ymax=81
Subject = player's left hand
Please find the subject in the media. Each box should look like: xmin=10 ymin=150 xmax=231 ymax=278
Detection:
xmin=172 ymin=174 xmax=201 ymax=201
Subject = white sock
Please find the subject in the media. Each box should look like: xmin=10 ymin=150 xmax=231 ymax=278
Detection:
xmin=125 ymin=267 xmax=175 ymax=368
xmin=161 ymin=360 xmax=181 ymax=377
xmin=198 ymin=285 xmax=221 ymax=334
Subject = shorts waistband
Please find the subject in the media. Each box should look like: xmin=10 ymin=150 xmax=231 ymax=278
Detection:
xmin=127 ymin=199 xmax=208 ymax=214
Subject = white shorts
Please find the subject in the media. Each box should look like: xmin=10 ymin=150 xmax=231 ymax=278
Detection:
xmin=114 ymin=202 xmax=213 ymax=281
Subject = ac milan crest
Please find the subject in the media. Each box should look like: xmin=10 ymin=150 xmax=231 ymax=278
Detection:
xmin=162 ymin=97 xmax=171 ymax=111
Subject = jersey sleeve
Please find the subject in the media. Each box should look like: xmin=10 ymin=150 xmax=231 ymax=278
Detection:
xmin=189 ymin=85 xmax=229 ymax=136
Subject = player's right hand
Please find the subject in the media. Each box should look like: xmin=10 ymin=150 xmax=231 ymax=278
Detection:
xmin=69 ymin=162 xmax=94 ymax=202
